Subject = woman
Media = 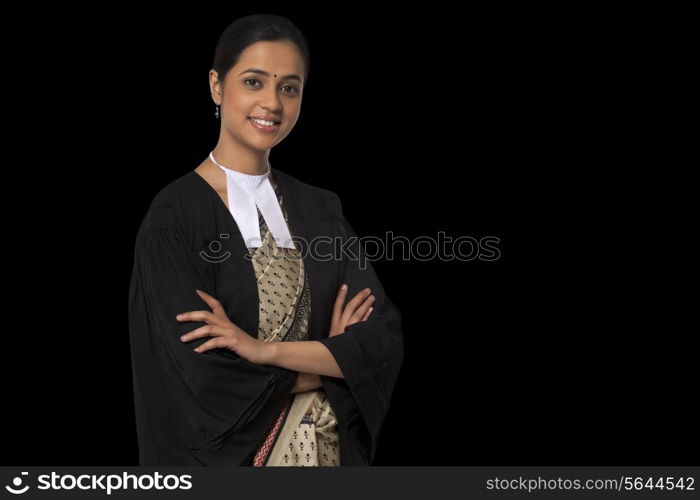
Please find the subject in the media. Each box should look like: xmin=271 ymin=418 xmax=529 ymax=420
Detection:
xmin=128 ymin=14 xmax=403 ymax=466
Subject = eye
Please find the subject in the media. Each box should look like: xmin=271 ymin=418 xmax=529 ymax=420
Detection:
xmin=244 ymin=78 xmax=299 ymax=97
xmin=282 ymin=85 xmax=299 ymax=96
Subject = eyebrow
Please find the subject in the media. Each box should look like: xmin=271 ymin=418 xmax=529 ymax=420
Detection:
xmin=238 ymin=67 xmax=302 ymax=83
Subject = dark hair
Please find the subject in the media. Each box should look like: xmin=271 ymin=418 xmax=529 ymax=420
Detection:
xmin=212 ymin=14 xmax=310 ymax=84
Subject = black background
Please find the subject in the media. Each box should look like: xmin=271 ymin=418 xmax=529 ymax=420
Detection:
xmin=3 ymin=6 xmax=695 ymax=466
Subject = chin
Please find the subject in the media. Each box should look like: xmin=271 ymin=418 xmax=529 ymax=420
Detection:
xmin=250 ymin=133 xmax=283 ymax=146
xmin=247 ymin=140 xmax=277 ymax=152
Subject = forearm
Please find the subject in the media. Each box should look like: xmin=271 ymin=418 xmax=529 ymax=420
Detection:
xmin=267 ymin=341 xmax=344 ymax=378
xmin=290 ymin=372 xmax=324 ymax=393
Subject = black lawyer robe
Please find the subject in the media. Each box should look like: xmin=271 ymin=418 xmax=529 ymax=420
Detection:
xmin=128 ymin=168 xmax=404 ymax=465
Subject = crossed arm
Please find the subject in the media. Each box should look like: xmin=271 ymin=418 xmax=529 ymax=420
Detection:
xmin=267 ymin=340 xmax=343 ymax=379
xmin=178 ymin=285 xmax=374 ymax=393
xmin=267 ymin=285 xmax=375 ymax=386
xmin=291 ymin=371 xmax=324 ymax=394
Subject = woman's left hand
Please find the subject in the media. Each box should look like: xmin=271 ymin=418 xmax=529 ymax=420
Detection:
xmin=177 ymin=289 xmax=271 ymax=365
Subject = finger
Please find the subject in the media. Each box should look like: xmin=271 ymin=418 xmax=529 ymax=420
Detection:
xmin=340 ymin=288 xmax=370 ymax=324
xmin=350 ymin=294 xmax=375 ymax=323
xmin=362 ymin=306 xmax=373 ymax=321
xmin=180 ymin=324 xmax=223 ymax=343
xmin=176 ymin=310 xmax=225 ymax=326
xmin=195 ymin=289 xmax=227 ymax=318
xmin=193 ymin=337 xmax=229 ymax=354
xmin=341 ymin=288 xmax=372 ymax=324
xmin=332 ymin=284 xmax=348 ymax=325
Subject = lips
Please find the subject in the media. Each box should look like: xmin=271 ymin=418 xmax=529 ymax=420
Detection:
xmin=248 ymin=116 xmax=281 ymax=125
xmin=248 ymin=117 xmax=280 ymax=132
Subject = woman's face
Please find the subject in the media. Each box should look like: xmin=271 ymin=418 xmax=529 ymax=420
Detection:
xmin=211 ymin=40 xmax=305 ymax=152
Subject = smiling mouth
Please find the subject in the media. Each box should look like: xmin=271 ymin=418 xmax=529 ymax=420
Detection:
xmin=248 ymin=117 xmax=281 ymax=126
xmin=248 ymin=117 xmax=281 ymax=132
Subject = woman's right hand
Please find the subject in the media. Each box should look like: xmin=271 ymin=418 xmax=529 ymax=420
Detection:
xmin=328 ymin=284 xmax=375 ymax=337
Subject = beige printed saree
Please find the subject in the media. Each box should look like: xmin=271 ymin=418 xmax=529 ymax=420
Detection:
xmin=247 ymin=180 xmax=340 ymax=467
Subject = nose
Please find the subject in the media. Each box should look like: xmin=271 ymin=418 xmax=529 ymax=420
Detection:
xmin=259 ymin=85 xmax=283 ymax=114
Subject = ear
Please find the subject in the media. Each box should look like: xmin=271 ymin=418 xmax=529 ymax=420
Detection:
xmin=209 ymin=69 xmax=222 ymax=105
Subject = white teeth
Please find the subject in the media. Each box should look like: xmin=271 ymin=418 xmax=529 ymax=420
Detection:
xmin=251 ymin=118 xmax=276 ymax=126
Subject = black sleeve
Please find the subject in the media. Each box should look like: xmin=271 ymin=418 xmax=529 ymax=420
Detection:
xmin=316 ymin=193 xmax=404 ymax=464
xmin=129 ymin=213 xmax=297 ymax=465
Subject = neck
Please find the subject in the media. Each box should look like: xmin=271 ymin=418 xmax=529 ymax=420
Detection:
xmin=210 ymin=142 xmax=270 ymax=176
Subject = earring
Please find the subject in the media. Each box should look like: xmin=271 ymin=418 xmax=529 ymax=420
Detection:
xmin=214 ymin=104 xmax=220 ymax=119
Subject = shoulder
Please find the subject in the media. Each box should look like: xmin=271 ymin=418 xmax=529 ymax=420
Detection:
xmin=136 ymin=171 xmax=203 ymax=237
xmin=273 ymin=168 xmax=343 ymax=217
